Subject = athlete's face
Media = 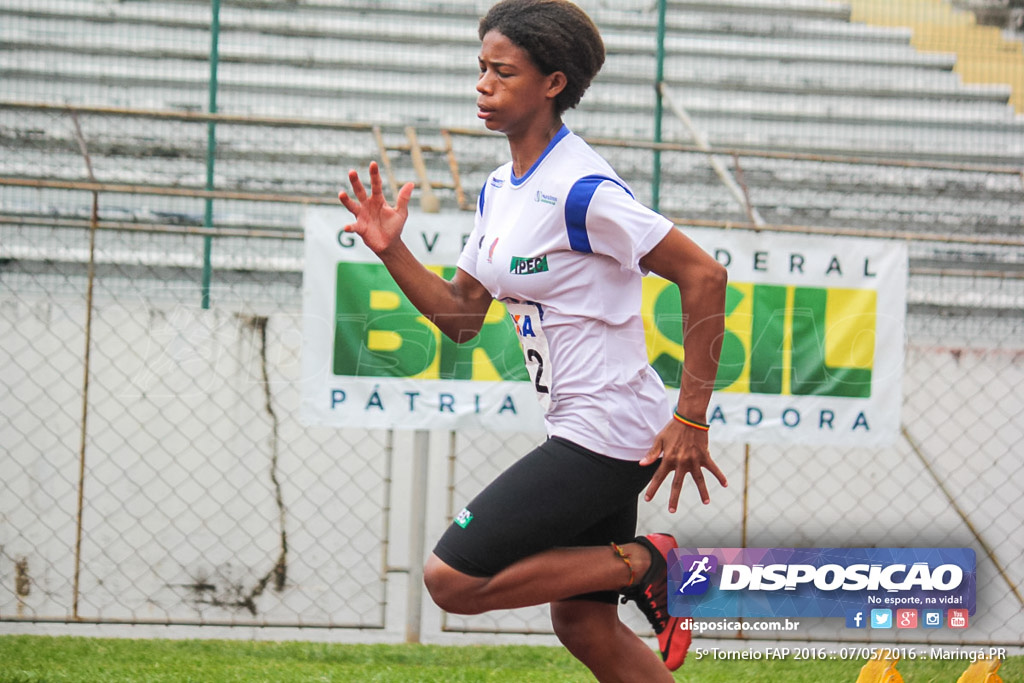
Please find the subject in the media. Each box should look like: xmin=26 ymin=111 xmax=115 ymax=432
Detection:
xmin=476 ymin=30 xmax=564 ymax=137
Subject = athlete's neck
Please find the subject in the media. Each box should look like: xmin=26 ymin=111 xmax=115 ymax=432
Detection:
xmin=508 ymin=118 xmax=564 ymax=178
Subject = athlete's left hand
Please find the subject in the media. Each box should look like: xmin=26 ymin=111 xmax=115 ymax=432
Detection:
xmin=640 ymin=420 xmax=727 ymax=512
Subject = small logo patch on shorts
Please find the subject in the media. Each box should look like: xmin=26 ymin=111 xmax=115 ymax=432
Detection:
xmin=454 ymin=507 xmax=474 ymax=529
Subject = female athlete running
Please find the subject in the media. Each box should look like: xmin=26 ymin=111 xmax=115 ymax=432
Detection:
xmin=339 ymin=2 xmax=728 ymax=680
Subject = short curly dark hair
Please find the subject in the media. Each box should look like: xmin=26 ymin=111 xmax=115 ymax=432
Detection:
xmin=479 ymin=0 xmax=605 ymax=115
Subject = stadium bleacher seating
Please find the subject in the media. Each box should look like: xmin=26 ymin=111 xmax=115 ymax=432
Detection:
xmin=1 ymin=0 xmax=1022 ymax=297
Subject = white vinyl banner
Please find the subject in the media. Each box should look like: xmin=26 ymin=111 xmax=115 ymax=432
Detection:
xmin=302 ymin=206 xmax=907 ymax=446
xmin=689 ymin=228 xmax=907 ymax=446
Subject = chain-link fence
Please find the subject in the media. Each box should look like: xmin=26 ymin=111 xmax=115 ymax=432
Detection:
xmin=2 ymin=0 xmax=1023 ymax=648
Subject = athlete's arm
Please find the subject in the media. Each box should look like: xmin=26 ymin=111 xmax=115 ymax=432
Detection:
xmin=638 ymin=227 xmax=729 ymax=511
xmin=340 ymin=163 xmax=493 ymax=342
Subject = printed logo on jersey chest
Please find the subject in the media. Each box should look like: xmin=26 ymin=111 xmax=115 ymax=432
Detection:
xmin=509 ymin=255 xmax=549 ymax=275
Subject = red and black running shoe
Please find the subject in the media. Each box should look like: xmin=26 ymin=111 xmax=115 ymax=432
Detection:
xmin=619 ymin=533 xmax=691 ymax=671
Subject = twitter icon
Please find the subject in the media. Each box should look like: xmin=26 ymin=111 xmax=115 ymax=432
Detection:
xmin=871 ymin=609 xmax=892 ymax=629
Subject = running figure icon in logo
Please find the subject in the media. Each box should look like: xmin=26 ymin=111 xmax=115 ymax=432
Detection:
xmin=677 ymin=555 xmax=718 ymax=595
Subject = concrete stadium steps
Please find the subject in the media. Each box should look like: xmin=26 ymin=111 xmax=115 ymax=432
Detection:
xmin=0 ymin=220 xmax=308 ymax=302
xmin=0 ymin=0 xmax=989 ymax=76
xmin=653 ymin=164 xmax=1022 ymax=233
xmin=0 ymin=1 xmax=1005 ymax=96
xmin=4 ymin=198 xmax=1021 ymax=320
xmin=3 ymin=1 xmax=1018 ymax=147
xmin=4 ymin=108 xmax=1019 ymax=246
xmin=3 ymin=63 xmax=1019 ymax=165
xmin=1 ymin=188 xmax=307 ymax=244
xmin=1 ymin=40 xmax=1006 ymax=118
xmin=1 ymin=0 xmax=1022 ymax=273
xmin=4 ymin=50 xmax=1016 ymax=155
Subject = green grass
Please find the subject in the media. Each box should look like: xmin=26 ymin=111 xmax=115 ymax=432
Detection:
xmin=0 ymin=636 xmax=1020 ymax=682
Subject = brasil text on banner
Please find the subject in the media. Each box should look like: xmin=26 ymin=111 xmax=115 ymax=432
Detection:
xmin=301 ymin=207 xmax=907 ymax=445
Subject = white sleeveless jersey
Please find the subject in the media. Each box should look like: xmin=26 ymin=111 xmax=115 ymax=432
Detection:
xmin=457 ymin=126 xmax=674 ymax=461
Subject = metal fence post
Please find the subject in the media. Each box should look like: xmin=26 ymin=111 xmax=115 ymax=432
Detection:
xmin=405 ymin=429 xmax=430 ymax=643
xmin=69 ymin=112 xmax=98 ymax=621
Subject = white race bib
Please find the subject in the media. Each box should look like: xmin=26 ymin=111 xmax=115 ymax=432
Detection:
xmin=505 ymin=301 xmax=552 ymax=411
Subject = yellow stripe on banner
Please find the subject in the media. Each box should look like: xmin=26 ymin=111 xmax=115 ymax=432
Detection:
xmin=838 ymin=0 xmax=1024 ymax=113
xmin=782 ymin=286 xmax=794 ymax=398
xmin=825 ymin=288 xmax=876 ymax=370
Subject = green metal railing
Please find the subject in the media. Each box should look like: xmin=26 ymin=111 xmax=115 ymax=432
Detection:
xmin=202 ymin=0 xmax=221 ymax=309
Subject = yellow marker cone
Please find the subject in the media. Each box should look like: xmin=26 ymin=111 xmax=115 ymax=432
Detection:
xmin=856 ymin=653 xmax=904 ymax=683
xmin=956 ymin=657 xmax=1003 ymax=683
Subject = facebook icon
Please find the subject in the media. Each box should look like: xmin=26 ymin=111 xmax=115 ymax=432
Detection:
xmin=846 ymin=610 xmax=867 ymax=629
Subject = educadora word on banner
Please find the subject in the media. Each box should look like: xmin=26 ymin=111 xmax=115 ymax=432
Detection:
xmin=668 ymin=548 xmax=976 ymax=623
xmin=301 ymin=207 xmax=907 ymax=445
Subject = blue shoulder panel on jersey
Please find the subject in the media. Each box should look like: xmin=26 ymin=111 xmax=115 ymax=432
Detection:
xmin=564 ymin=174 xmax=634 ymax=253
xmin=478 ymin=179 xmax=487 ymax=214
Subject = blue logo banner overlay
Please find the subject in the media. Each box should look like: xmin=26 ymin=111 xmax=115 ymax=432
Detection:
xmin=668 ymin=548 xmax=975 ymax=619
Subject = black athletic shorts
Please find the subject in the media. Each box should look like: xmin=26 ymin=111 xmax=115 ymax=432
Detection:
xmin=433 ymin=436 xmax=659 ymax=604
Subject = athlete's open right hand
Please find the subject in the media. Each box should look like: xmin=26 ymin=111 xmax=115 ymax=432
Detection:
xmin=338 ymin=162 xmax=416 ymax=256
